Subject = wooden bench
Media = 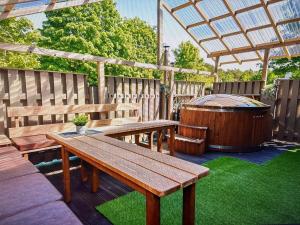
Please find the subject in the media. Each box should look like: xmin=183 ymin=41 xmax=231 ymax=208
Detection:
xmin=6 ymin=103 xmax=140 ymax=158
xmin=0 ymin=135 xmax=12 ymax=147
xmin=47 ymin=132 xmax=209 ymax=225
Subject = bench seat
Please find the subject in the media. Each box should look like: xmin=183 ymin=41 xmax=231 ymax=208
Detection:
xmin=0 ymin=146 xmax=19 ymax=156
xmin=11 ymin=134 xmax=59 ymax=152
xmin=0 ymin=173 xmax=62 ymax=219
xmin=0 ymin=201 xmax=82 ymax=225
xmin=0 ymin=135 xmax=12 ymax=147
xmin=0 ymin=153 xmax=38 ymax=182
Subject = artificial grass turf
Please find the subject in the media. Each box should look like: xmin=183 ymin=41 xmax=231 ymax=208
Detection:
xmin=96 ymin=150 xmax=300 ymax=225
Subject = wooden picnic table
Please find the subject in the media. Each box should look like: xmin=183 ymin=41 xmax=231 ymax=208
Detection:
xmin=47 ymin=132 xmax=209 ymax=225
xmin=96 ymin=120 xmax=179 ymax=155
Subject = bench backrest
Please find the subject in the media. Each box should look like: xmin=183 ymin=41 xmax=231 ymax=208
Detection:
xmin=6 ymin=103 xmax=140 ymax=138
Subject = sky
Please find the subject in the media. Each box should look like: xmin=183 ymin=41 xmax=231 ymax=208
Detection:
xmin=25 ymin=0 xmax=261 ymax=71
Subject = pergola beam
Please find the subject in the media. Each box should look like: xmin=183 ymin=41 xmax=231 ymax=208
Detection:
xmin=262 ymin=49 xmax=270 ymax=85
xmin=0 ymin=0 xmax=103 ymax=20
xmin=209 ymin=39 xmax=300 ymax=57
xmin=0 ymin=42 xmax=212 ymax=76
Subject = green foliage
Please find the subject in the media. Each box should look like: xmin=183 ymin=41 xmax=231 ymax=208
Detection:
xmin=0 ymin=17 xmax=40 ymax=69
xmin=268 ymin=57 xmax=300 ymax=81
xmin=39 ymin=1 xmax=158 ymax=85
xmin=173 ymin=41 xmax=214 ymax=83
xmin=72 ymin=114 xmax=88 ymax=126
xmin=218 ymin=69 xmax=258 ymax=82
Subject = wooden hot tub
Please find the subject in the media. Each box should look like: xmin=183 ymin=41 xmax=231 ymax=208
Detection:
xmin=180 ymin=94 xmax=272 ymax=152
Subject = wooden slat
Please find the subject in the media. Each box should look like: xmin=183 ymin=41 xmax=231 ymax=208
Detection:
xmin=124 ymin=78 xmax=130 ymax=118
xmin=286 ymin=80 xmax=299 ymax=141
xmin=155 ymin=80 xmax=160 ymax=120
xmin=0 ymin=70 xmax=5 ymax=133
xmin=116 ymin=77 xmax=123 ymax=118
xmin=277 ymin=80 xmax=290 ymax=139
xmin=24 ymin=70 xmax=39 ymax=126
xmin=77 ymin=74 xmax=85 ymax=105
xmin=143 ymin=79 xmax=149 ymax=121
xmin=40 ymin=71 xmax=52 ymax=124
xmin=107 ymin=77 xmax=115 ymax=119
xmin=149 ymin=80 xmax=155 ymax=121
xmin=7 ymin=103 xmax=140 ymax=117
xmin=53 ymin=72 xmax=64 ymax=122
xmin=137 ymin=79 xmax=143 ymax=121
xmin=66 ymin=73 xmax=75 ymax=121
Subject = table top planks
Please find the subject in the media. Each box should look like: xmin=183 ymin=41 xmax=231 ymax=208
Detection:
xmin=47 ymin=125 xmax=209 ymax=197
xmin=100 ymin=120 xmax=179 ymax=136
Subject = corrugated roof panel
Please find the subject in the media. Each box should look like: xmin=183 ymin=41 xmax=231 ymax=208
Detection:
xmin=237 ymin=7 xmax=270 ymax=30
xmin=202 ymin=39 xmax=227 ymax=53
xmin=223 ymin=34 xmax=250 ymax=49
xmin=278 ymin=21 xmax=300 ymax=40
xmin=248 ymin=27 xmax=278 ymax=45
xmin=269 ymin=0 xmax=300 ymax=23
xmin=197 ymin=0 xmax=229 ymax=19
xmin=190 ymin=24 xmax=215 ymax=40
xmin=219 ymin=55 xmax=236 ymax=63
xmin=270 ymin=47 xmax=286 ymax=57
xmin=164 ymin=0 xmax=189 ymax=8
xmin=14 ymin=0 xmax=50 ymax=9
xmin=175 ymin=6 xmax=203 ymax=26
xmin=212 ymin=16 xmax=240 ymax=35
xmin=227 ymin=0 xmax=261 ymax=11
xmin=235 ymin=51 xmax=258 ymax=60
xmin=288 ymin=44 xmax=300 ymax=55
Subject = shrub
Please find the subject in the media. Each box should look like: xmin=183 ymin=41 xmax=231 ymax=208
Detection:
xmin=73 ymin=114 xmax=89 ymax=126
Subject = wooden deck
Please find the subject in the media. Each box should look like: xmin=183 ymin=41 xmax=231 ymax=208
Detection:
xmin=40 ymin=161 xmax=132 ymax=225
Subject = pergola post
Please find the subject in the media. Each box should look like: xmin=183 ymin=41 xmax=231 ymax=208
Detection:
xmin=262 ymin=49 xmax=270 ymax=86
xmin=157 ymin=0 xmax=164 ymax=65
xmin=213 ymin=56 xmax=220 ymax=82
xmin=160 ymin=46 xmax=169 ymax=119
xmin=97 ymin=62 xmax=105 ymax=104
xmin=168 ymin=69 xmax=175 ymax=120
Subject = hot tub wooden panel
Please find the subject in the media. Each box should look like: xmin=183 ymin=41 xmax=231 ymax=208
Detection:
xmin=180 ymin=95 xmax=272 ymax=152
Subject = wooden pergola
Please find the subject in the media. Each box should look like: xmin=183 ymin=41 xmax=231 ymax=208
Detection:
xmin=157 ymin=0 xmax=300 ymax=82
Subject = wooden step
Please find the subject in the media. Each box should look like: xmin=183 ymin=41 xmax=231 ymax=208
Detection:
xmin=166 ymin=134 xmax=206 ymax=155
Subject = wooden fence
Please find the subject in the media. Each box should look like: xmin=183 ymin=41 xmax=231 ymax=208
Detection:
xmin=213 ymin=80 xmax=265 ymax=98
xmin=0 ymin=68 xmax=162 ymax=136
xmin=273 ymin=79 xmax=300 ymax=142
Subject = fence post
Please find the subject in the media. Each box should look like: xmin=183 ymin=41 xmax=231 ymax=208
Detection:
xmin=168 ymin=70 xmax=174 ymax=120
xmin=97 ymin=62 xmax=106 ymax=118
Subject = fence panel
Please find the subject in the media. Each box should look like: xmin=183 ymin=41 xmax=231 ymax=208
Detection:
xmin=213 ymin=81 xmax=265 ymax=98
xmin=273 ymin=79 xmax=300 ymax=142
xmin=0 ymin=68 xmax=89 ymax=135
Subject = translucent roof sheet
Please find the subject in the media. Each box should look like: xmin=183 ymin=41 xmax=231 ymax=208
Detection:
xmin=190 ymin=24 xmax=215 ymax=40
xmin=163 ymin=0 xmax=300 ymax=64
xmin=269 ymin=0 xmax=300 ymax=23
xmin=197 ymin=0 xmax=229 ymax=19
xmin=227 ymin=0 xmax=261 ymax=11
xmin=212 ymin=16 xmax=240 ymax=35
xmin=237 ymin=7 xmax=270 ymax=30
xmin=0 ymin=0 xmax=100 ymax=20
xmin=223 ymin=34 xmax=250 ymax=49
xmin=278 ymin=21 xmax=300 ymax=40
xmin=175 ymin=5 xmax=203 ymax=26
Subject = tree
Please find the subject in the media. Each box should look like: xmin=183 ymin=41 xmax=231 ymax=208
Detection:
xmin=0 ymin=18 xmax=40 ymax=69
xmin=39 ymin=0 xmax=158 ymax=85
xmin=174 ymin=41 xmax=213 ymax=83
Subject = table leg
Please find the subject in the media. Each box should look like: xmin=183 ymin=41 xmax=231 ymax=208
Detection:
xmin=146 ymin=192 xmax=160 ymax=225
xmin=80 ymin=160 xmax=88 ymax=182
xmin=61 ymin=146 xmax=71 ymax=203
xmin=148 ymin=131 xmax=154 ymax=150
xmin=134 ymin=134 xmax=140 ymax=145
xmin=157 ymin=130 xmax=163 ymax=153
xmin=91 ymin=167 xmax=99 ymax=193
xmin=183 ymin=183 xmax=196 ymax=225
xmin=169 ymin=127 xmax=175 ymax=156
